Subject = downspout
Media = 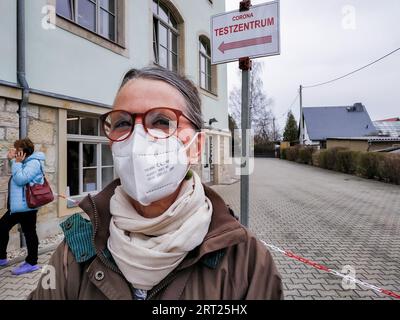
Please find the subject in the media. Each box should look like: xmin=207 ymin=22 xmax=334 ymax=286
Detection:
xmin=17 ymin=0 xmax=29 ymax=248
xmin=17 ymin=0 xmax=29 ymax=139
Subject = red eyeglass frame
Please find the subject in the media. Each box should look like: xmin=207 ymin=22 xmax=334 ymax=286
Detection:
xmin=100 ymin=107 xmax=199 ymax=142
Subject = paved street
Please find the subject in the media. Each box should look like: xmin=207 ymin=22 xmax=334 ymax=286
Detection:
xmin=0 ymin=252 xmax=52 ymax=300
xmin=212 ymin=158 xmax=400 ymax=300
xmin=1 ymin=158 xmax=400 ymax=300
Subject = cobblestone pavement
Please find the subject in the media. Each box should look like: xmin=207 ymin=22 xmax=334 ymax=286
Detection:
xmin=1 ymin=158 xmax=399 ymax=300
xmin=0 ymin=252 xmax=52 ymax=300
xmin=212 ymin=158 xmax=400 ymax=300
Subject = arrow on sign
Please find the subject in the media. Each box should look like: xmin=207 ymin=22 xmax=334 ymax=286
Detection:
xmin=218 ymin=35 xmax=272 ymax=54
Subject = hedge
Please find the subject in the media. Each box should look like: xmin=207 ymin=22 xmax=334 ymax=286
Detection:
xmin=281 ymin=146 xmax=400 ymax=185
xmin=281 ymin=148 xmax=287 ymax=160
xmin=378 ymin=153 xmax=400 ymax=184
xmin=286 ymin=145 xmax=300 ymax=162
xmin=336 ymin=150 xmax=360 ymax=174
xmin=298 ymin=147 xmax=314 ymax=165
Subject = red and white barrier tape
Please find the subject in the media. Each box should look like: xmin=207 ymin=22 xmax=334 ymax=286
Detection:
xmin=261 ymin=242 xmax=400 ymax=300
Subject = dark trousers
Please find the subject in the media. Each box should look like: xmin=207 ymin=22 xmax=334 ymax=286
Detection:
xmin=0 ymin=210 xmax=39 ymax=265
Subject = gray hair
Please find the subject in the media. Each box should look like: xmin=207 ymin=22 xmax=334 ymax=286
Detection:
xmin=119 ymin=67 xmax=203 ymax=130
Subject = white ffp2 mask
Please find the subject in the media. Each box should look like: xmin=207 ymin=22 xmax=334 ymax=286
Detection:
xmin=112 ymin=124 xmax=198 ymax=206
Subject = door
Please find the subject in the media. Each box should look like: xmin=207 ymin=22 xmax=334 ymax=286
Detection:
xmin=202 ymin=136 xmax=214 ymax=183
xmin=202 ymin=136 xmax=211 ymax=183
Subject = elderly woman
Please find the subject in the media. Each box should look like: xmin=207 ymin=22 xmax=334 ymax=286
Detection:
xmin=30 ymin=67 xmax=282 ymax=300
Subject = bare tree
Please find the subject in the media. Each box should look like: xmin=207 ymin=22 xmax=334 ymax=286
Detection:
xmin=228 ymin=61 xmax=276 ymax=141
xmin=228 ymin=85 xmax=242 ymax=129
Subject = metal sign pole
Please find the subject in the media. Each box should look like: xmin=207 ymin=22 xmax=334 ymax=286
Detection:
xmin=211 ymin=0 xmax=280 ymax=227
xmin=238 ymin=0 xmax=252 ymax=228
xmin=239 ymin=58 xmax=252 ymax=227
xmin=299 ymin=85 xmax=303 ymax=145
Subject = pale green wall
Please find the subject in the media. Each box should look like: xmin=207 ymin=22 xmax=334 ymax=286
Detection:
xmin=172 ymin=0 xmax=228 ymax=131
xmin=0 ymin=0 xmax=17 ymax=84
xmin=1 ymin=0 xmax=228 ymax=130
xmin=25 ymin=0 xmax=134 ymax=104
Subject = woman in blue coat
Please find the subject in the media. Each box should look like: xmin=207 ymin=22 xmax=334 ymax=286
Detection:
xmin=0 ymin=138 xmax=45 ymax=275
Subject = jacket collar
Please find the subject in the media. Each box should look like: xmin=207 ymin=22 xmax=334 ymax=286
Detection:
xmin=79 ymin=179 xmax=246 ymax=271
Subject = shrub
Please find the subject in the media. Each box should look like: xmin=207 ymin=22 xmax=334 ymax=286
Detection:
xmin=319 ymin=150 xmax=328 ymax=169
xmin=286 ymin=146 xmax=300 ymax=162
xmin=378 ymin=154 xmax=400 ymax=184
xmin=282 ymin=144 xmax=400 ymax=185
xmin=281 ymin=148 xmax=287 ymax=160
xmin=318 ymin=147 xmax=346 ymax=170
xmin=298 ymin=147 xmax=314 ymax=165
xmin=356 ymin=152 xmax=384 ymax=179
xmin=281 ymin=145 xmax=316 ymax=164
xmin=312 ymin=151 xmax=320 ymax=167
xmin=328 ymin=147 xmax=346 ymax=170
xmin=336 ymin=150 xmax=361 ymax=174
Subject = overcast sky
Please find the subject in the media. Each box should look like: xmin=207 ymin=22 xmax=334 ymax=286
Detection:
xmin=224 ymin=0 xmax=400 ymax=130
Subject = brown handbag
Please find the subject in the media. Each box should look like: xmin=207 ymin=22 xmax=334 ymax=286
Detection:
xmin=25 ymin=163 xmax=54 ymax=208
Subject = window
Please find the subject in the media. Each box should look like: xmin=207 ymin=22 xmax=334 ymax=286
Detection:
xmin=153 ymin=0 xmax=179 ymax=71
xmin=56 ymin=0 xmax=117 ymax=42
xmin=67 ymin=114 xmax=114 ymax=204
xmin=199 ymin=36 xmax=217 ymax=95
xmin=199 ymin=36 xmax=212 ymax=92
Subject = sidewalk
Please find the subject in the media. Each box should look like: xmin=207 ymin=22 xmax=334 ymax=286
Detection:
xmin=0 ymin=251 xmax=53 ymax=300
xmin=0 ymin=234 xmax=62 ymax=300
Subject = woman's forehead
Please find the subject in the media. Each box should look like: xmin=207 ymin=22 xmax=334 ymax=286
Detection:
xmin=113 ymin=78 xmax=187 ymax=113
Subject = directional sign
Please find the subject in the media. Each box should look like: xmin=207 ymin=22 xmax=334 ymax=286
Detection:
xmin=211 ymin=1 xmax=280 ymax=64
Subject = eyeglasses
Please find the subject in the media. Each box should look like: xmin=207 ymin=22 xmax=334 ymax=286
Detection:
xmin=100 ymin=107 xmax=198 ymax=142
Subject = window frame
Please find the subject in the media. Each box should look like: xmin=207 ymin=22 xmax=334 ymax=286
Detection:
xmin=54 ymin=0 xmax=127 ymax=55
xmin=199 ymin=36 xmax=212 ymax=92
xmin=198 ymin=35 xmax=218 ymax=96
xmin=152 ymin=0 xmax=180 ymax=72
xmin=66 ymin=114 xmax=114 ymax=206
xmin=97 ymin=0 xmax=117 ymax=41
xmin=57 ymin=0 xmax=118 ymax=42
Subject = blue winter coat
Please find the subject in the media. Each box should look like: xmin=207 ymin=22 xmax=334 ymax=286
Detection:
xmin=9 ymin=152 xmax=46 ymax=213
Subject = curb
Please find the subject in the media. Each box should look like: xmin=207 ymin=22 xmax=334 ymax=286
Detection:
xmin=212 ymin=178 xmax=240 ymax=186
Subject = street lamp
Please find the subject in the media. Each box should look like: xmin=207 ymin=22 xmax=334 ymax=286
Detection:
xmin=209 ymin=118 xmax=218 ymax=126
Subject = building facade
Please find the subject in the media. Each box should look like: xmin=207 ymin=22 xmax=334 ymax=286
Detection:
xmin=326 ymin=137 xmax=400 ymax=152
xmin=0 ymin=0 xmax=232 ymax=250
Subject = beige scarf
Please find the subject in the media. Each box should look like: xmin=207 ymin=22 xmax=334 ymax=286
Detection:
xmin=107 ymin=171 xmax=212 ymax=290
